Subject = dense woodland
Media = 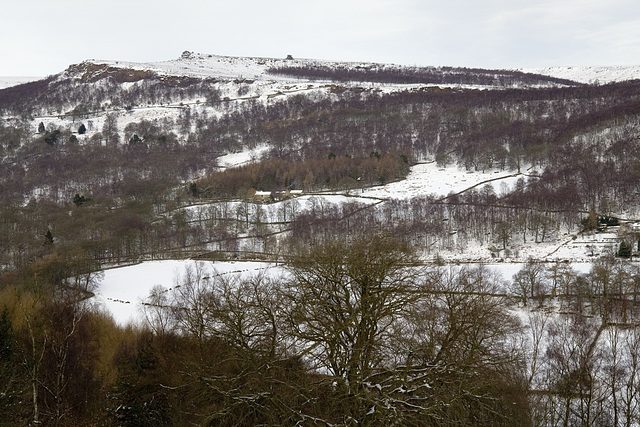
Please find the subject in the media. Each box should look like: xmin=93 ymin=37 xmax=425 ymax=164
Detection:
xmin=2 ymin=61 xmax=640 ymax=425
xmin=267 ymin=63 xmax=580 ymax=86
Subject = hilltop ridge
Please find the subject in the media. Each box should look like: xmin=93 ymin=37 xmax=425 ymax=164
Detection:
xmin=3 ymin=52 xmax=640 ymax=93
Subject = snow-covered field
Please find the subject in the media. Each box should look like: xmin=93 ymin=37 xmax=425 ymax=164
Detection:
xmin=216 ymin=144 xmax=272 ymax=169
xmin=94 ymin=260 xmax=277 ymax=325
xmin=362 ymin=162 xmax=525 ymax=199
xmin=95 ymin=257 xmax=598 ymax=326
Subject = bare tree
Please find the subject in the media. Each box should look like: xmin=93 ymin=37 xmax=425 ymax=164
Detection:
xmin=165 ymin=263 xmax=306 ymax=424
xmin=526 ymin=310 xmax=550 ymax=386
xmin=282 ymin=233 xmax=421 ymax=422
xmin=620 ymin=327 xmax=640 ymax=426
xmin=142 ymin=285 xmax=174 ymax=337
xmin=400 ymin=265 xmax=529 ymax=425
xmin=543 ymin=313 xmax=607 ymax=426
xmin=495 ymin=221 xmax=513 ymax=251
xmin=511 ymin=259 xmax=548 ymax=307
xmin=170 ymin=262 xmax=216 ymax=345
xmin=102 ymin=113 xmax=120 ymax=146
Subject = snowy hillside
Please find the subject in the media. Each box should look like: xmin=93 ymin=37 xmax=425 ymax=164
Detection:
xmin=81 ymin=52 xmax=297 ymax=81
xmin=3 ymin=53 xmax=640 ymax=91
xmin=14 ymin=53 xmax=639 ymax=150
xmin=76 ymin=51 xmax=427 ymax=83
xmin=76 ymin=52 xmax=640 ymax=85
xmin=4 ymin=53 xmax=635 ymax=270
xmin=519 ymin=65 xmax=640 ymax=84
xmin=0 ymin=76 xmax=42 ymax=89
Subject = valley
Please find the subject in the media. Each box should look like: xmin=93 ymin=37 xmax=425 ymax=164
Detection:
xmin=2 ymin=53 xmax=640 ymax=425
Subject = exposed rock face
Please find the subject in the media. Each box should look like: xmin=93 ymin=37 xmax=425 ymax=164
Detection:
xmin=66 ymin=62 xmax=157 ymax=83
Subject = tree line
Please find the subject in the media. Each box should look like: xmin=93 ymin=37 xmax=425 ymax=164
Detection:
xmin=267 ymin=63 xmax=579 ymax=87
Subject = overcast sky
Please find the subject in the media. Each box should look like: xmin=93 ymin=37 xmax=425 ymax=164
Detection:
xmin=1 ymin=0 xmax=639 ymax=76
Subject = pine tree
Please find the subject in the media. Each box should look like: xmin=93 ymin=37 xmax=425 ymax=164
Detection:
xmin=618 ymin=240 xmax=632 ymax=258
xmin=73 ymin=193 xmax=87 ymax=206
xmin=44 ymin=229 xmax=54 ymax=245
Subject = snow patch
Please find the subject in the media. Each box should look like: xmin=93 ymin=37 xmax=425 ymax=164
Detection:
xmin=216 ymin=145 xmax=271 ymax=169
xmin=361 ymin=162 xmax=525 ymax=199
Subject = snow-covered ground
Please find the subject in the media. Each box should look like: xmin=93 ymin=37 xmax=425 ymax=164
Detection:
xmin=519 ymin=65 xmax=640 ymax=84
xmin=94 ymin=260 xmax=277 ymax=325
xmin=362 ymin=162 xmax=525 ymax=199
xmin=216 ymin=144 xmax=272 ymax=169
xmin=84 ymin=52 xmax=422 ymax=84
xmin=214 ymin=149 xmax=528 ymax=199
xmin=0 ymin=76 xmax=42 ymax=89
xmin=89 ymin=53 xmax=640 ymax=86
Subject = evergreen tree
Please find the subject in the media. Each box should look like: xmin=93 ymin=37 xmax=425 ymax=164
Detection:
xmin=618 ymin=240 xmax=632 ymax=258
xmin=44 ymin=229 xmax=54 ymax=245
xmin=78 ymin=123 xmax=86 ymax=134
xmin=73 ymin=193 xmax=88 ymax=206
